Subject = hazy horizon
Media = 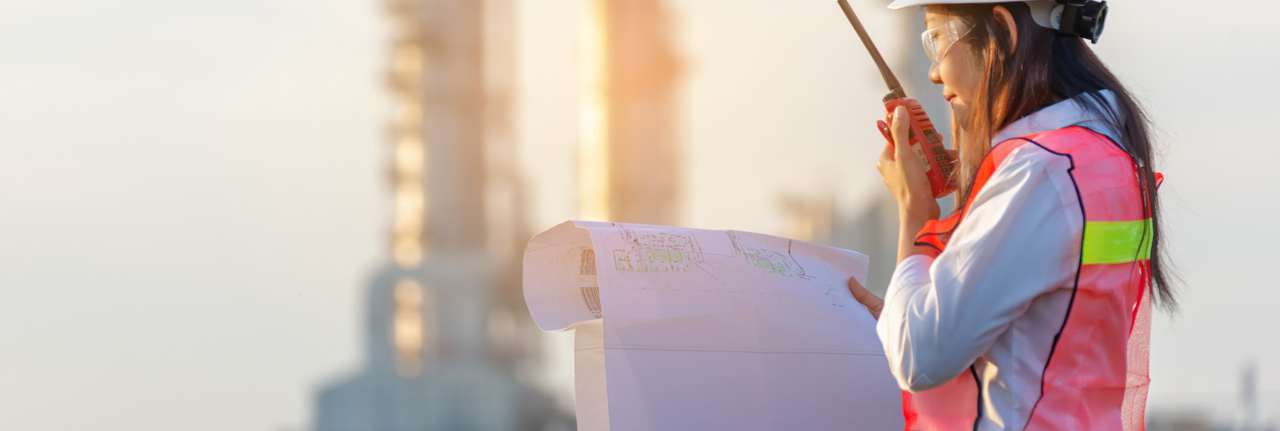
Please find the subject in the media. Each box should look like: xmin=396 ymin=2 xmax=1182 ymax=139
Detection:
xmin=0 ymin=0 xmax=1275 ymax=429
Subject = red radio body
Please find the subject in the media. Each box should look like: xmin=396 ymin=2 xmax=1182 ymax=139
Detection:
xmin=876 ymin=97 xmax=957 ymax=199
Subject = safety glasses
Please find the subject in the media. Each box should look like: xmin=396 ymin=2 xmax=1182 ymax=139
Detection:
xmin=921 ymin=20 xmax=973 ymax=67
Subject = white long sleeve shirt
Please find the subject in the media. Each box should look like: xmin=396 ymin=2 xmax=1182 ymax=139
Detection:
xmin=876 ymin=91 xmax=1124 ymax=430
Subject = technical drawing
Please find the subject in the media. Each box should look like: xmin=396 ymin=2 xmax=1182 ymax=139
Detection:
xmin=727 ymin=231 xmax=806 ymax=277
xmin=743 ymin=248 xmax=805 ymax=276
xmin=580 ymin=249 xmax=597 ymax=276
xmin=612 ymin=228 xmax=703 ymax=273
xmin=524 ymin=221 xmax=896 ymax=431
xmin=581 ymin=286 xmax=603 ymax=318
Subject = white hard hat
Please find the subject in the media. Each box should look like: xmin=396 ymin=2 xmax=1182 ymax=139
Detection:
xmin=889 ymin=0 xmax=1052 ymax=9
xmin=887 ymin=0 xmax=1109 ymax=44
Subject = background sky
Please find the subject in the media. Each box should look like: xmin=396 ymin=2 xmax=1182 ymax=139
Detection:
xmin=0 ymin=0 xmax=1276 ymax=430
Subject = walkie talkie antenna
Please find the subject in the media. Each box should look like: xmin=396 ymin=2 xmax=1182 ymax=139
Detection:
xmin=837 ymin=0 xmax=907 ymax=100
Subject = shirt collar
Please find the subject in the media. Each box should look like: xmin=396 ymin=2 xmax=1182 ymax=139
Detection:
xmin=991 ymin=89 xmax=1123 ymax=148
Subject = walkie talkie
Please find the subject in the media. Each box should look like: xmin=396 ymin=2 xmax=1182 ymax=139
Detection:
xmin=837 ymin=0 xmax=957 ymax=198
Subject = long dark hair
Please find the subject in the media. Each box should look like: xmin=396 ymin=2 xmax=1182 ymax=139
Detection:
xmin=931 ymin=2 xmax=1178 ymax=310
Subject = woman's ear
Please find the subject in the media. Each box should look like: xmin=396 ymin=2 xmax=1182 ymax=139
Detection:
xmin=992 ymin=5 xmax=1018 ymax=51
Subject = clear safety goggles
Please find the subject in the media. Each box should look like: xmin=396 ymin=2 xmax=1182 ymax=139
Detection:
xmin=921 ymin=20 xmax=973 ymax=67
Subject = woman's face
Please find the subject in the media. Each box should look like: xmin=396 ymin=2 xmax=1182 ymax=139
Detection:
xmin=925 ymin=10 xmax=983 ymax=131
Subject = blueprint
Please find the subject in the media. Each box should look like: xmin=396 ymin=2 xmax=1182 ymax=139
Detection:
xmin=524 ymin=221 xmax=903 ymax=431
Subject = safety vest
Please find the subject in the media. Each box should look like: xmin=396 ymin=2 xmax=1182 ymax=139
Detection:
xmin=903 ymin=126 xmax=1155 ymax=431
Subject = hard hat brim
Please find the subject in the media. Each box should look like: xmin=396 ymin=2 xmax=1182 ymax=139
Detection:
xmin=888 ymin=0 xmax=1063 ymax=32
xmin=888 ymin=0 xmax=1052 ymax=10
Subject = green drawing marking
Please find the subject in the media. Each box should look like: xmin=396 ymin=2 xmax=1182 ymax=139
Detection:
xmin=747 ymin=255 xmax=789 ymax=274
xmin=647 ymin=249 xmax=683 ymax=263
xmin=613 ymin=231 xmax=701 ymax=273
xmin=742 ymin=248 xmax=805 ymax=277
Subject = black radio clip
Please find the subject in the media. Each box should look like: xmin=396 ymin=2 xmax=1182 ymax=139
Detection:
xmin=1057 ymin=0 xmax=1109 ymax=44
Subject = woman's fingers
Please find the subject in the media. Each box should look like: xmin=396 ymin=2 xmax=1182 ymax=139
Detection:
xmin=946 ymin=149 xmax=959 ymax=161
xmin=877 ymin=141 xmax=895 ymax=176
xmin=847 ymin=276 xmax=883 ymax=321
xmin=881 ymin=140 xmax=896 ymax=161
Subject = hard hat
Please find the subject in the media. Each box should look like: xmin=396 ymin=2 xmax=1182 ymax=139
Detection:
xmin=887 ymin=0 xmax=1109 ymax=44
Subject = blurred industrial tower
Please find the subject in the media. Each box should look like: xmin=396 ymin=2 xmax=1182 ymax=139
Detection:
xmin=578 ymin=0 xmax=683 ymax=225
xmin=312 ymin=0 xmax=567 ymax=430
xmin=782 ymin=7 xmax=951 ymax=297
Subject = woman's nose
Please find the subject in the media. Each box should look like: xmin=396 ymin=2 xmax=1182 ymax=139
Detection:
xmin=929 ymin=63 xmax=942 ymax=84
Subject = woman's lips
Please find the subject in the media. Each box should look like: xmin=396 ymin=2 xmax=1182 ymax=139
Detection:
xmin=944 ymin=94 xmax=956 ymax=102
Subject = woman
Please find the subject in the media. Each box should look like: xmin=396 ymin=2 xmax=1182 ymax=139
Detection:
xmin=845 ymin=1 xmax=1176 ymax=430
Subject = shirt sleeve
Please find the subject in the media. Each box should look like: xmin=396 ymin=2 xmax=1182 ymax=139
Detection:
xmin=875 ymin=146 xmax=1081 ymax=392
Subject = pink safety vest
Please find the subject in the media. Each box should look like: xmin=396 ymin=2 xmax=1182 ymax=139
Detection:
xmin=905 ymin=126 xmax=1155 ymax=431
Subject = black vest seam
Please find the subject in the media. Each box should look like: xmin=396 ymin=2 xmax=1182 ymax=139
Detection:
xmin=1013 ymin=136 xmax=1086 ymax=430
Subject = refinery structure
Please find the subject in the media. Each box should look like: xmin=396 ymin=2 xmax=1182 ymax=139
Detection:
xmin=313 ymin=0 xmax=561 ymax=429
xmin=313 ymin=0 xmax=682 ymax=429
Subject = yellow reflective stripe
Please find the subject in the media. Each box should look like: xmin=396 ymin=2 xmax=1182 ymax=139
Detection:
xmin=1081 ymin=219 xmax=1153 ymax=265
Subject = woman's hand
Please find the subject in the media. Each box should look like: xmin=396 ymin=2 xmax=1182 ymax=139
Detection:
xmin=877 ymin=105 xmax=942 ymax=228
xmin=878 ymin=105 xmax=945 ymax=263
xmin=848 ymin=276 xmax=883 ymax=320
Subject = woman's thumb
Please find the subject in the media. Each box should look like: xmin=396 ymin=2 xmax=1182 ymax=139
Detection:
xmin=891 ymin=105 xmax=912 ymax=159
xmin=848 ymin=276 xmax=883 ymax=320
